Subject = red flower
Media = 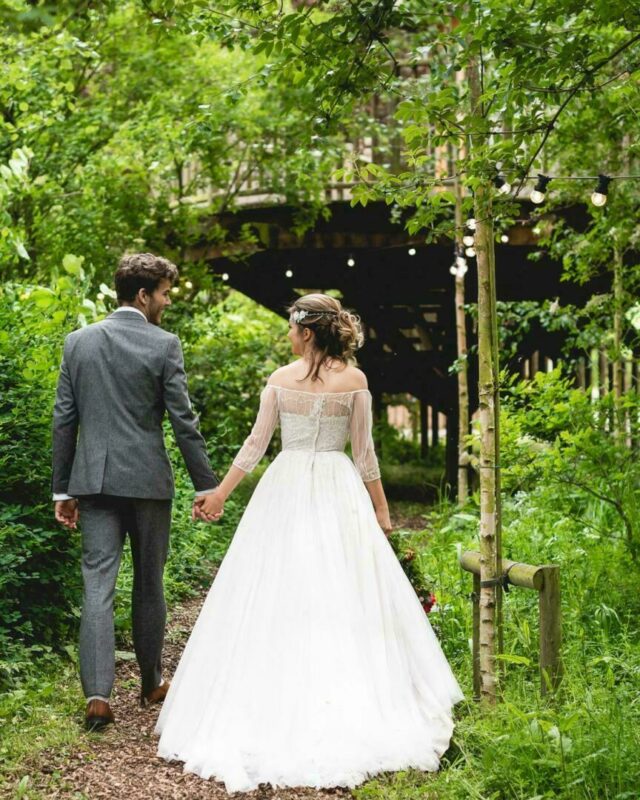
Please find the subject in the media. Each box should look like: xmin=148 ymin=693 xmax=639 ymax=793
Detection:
xmin=422 ymin=593 xmax=437 ymax=614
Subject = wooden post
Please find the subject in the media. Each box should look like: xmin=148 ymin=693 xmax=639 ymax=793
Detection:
xmin=460 ymin=551 xmax=562 ymax=697
xmin=531 ymin=350 xmax=540 ymax=375
xmin=420 ymin=400 xmax=429 ymax=459
xmin=445 ymin=406 xmax=459 ymax=495
xmin=539 ymin=565 xmax=562 ymax=694
xmin=472 ymin=572 xmax=481 ymax=699
xmin=432 ymin=406 xmax=440 ymax=448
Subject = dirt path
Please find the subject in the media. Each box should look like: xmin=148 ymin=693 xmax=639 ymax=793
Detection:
xmin=18 ymin=507 xmax=427 ymax=799
xmin=22 ymin=590 xmax=352 ymax=800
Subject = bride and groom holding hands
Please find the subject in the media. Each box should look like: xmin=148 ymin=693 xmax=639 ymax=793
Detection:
xmin=52 ymin=252 xmax=463 ymax=793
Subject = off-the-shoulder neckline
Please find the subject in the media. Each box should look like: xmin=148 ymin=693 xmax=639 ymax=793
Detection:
xmin=266 ymin=385 xmax=370 ymax=397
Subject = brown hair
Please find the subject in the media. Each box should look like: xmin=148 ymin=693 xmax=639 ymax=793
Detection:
xmin=287 ymin=293 xmax=364 ymax=382
xmin=114 ymin=253 xmax=179 ymax=303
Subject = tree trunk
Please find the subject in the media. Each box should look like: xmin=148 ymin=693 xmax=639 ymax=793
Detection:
xmin=453 ymin=163 xmax=470 ymax=504
xmin=468 ymin=53 xmax=500 ymax=704
xmin=613 ymin=245 xmax=624 ymax=439
xmin=590 ymin=347 xmax=600 ymax=403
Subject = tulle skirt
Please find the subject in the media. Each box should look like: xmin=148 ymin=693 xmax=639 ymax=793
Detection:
xmin=155 ymin=450 xmax=464 ymax=793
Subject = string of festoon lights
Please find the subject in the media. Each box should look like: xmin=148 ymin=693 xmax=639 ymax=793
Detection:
xmin=448 ymin=172 xmax=640 ymax=278
xmin=211 ymin=172 xmax=638 ymax=285
xmin=491 ymin=171 xmax=635 ymax=206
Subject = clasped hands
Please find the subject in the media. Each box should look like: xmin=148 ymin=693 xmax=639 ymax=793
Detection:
xmin=192 ymin=488 xmax=225 ymax=523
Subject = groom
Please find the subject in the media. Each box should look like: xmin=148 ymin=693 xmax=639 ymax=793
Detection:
xmin=52 ymin=253 xmax=224 ymax=731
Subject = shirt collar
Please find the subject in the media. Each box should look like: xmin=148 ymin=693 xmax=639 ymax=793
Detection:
xmin=112 ymin=306 xmax=148 ymax=322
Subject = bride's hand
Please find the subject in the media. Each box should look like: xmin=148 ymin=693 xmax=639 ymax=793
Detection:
xmin=376 ymin=507 xmax=392 ymax=537
xmin=193 ymin=490 xmax=224 ymax=522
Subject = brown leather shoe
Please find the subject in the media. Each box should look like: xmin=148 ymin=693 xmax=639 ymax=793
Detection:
xmin=140 ymin=680 xmax=170 ymax=707
xmin=85 ymin=699 xmax=115 ymax=732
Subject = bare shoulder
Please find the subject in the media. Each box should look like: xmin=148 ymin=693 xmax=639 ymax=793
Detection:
xmin=267 ymin=362 xmax=300 ymax=387
xmin=341 ymin=366 xmax=369 ymax=391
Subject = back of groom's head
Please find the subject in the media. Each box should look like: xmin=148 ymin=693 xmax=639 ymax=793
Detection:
xmin=115 ymin=253 xmax=179 ymax=304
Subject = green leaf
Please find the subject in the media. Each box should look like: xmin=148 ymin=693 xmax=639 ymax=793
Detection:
xmin=62 ymin=254 xmax=84 ymax=276
xmin=15 ymin=240 xmax=30 ymax=261
xmin=495 ymin=653 xmax=532 ymax=666
xmin=29 ymin=288 xmax=56 ymax=308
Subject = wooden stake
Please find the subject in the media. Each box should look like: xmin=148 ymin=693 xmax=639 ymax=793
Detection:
xmin=539 ymin=566 xmax=562 ymax=694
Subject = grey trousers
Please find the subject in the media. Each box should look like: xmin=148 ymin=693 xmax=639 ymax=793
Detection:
xmin=78 ymin=495 xmax=172 ymax=700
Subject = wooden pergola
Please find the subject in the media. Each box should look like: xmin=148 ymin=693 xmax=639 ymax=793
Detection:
xmin=186 ymin=199 xmax=603 ymax=487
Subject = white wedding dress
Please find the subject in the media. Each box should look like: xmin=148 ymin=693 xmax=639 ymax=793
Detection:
xmin=155 ymin=385 xmax=464 ymax=792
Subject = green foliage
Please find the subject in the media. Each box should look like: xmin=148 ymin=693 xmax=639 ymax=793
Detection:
xmin=0 ymin=2 xmax=349 ymax=286
xmin=358 ymin=487 xmax=640 ymax=800
xmin=374 ymin=416 xmax=421 ymax=464
xmin=500 ymin=368 xmax=640 ymax=560
xmin=0 ymin=273 xmax=94 ymax=664
xmin=166 ymin=290 xmax=290 ymax=466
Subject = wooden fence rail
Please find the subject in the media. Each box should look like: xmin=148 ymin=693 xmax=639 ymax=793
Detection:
xmin=459 ymin=550 xmax=562 ymax=698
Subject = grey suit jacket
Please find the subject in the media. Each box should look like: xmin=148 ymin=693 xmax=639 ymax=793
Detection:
xmin=51 ymin=309 xmax=219 ymax=499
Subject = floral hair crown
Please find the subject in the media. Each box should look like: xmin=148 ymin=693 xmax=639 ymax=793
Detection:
xmin=291 ymin=309 xmax=339 ymax=324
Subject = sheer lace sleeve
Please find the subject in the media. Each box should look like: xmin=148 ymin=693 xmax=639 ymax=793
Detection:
xmin=232 ymin=385 xmax=279 ymax=473
xmin=350 ymin=390 xmax=381 ymax=482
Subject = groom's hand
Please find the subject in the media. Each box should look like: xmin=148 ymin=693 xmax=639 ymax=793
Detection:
xmin=192 ymin=490 xmax=224 ymax=523
xmin=55 ymin=499 xmax=79 ymax=530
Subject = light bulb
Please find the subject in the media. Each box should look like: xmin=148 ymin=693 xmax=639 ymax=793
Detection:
xmin=465 ymin=247 xmax=476 ymax=258
xmin=449 ymin=265 xmax=457 ymax=276
xmin=462 ymin=235 xmax=475 ymax=247
xmin=222 ymin=273 xmax=229 ymax=281
xmin=97 ymin=292 xmax=105 ymax=300
xmin=455 ymin=255 xmax=467 ymax=269
xmin=500 ymin=234 xmax=509 ymax=243
xmin=285 ymin=269 xmax=293 ymax=278
xmin=591 ymin=174 xmax=611 ymax=207
xmin=466 ymin=218 xmax=477 ymax=231
xmin=347 ymin=257 xmax=355 ymax=267
xmin=493 ymin=174 xmax=511 ymax=195
xmin=171 ymin=286 xmax=179 ymax=294
xmin=408 ymin=247 xmax=416 ymax=256
xmin=185 ymin=280 xmax=193 ymax=289
xmin=530 ymin=174 xmax=551 ymax=205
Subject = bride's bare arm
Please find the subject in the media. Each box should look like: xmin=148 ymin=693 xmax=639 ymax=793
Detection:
xmin=215 ymin=464 xmax=249 ymax=502
xmin=194 ymin=384 xmax=279 ymax=521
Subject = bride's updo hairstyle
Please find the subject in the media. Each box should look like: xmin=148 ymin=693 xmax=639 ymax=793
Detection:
xmin=288 ymin=293 xmax=364 ymax=382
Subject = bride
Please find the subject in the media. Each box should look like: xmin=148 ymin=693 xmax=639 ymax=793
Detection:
xmin=155 ymin=293 xmax=464 ymax=792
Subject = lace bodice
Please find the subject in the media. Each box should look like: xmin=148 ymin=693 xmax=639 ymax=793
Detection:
xmin=232 ymin=385 xmax=381 ymax=482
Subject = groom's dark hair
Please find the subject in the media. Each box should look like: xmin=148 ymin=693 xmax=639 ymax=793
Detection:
xmin=115 ymin=253 xmax=179 ymax=303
